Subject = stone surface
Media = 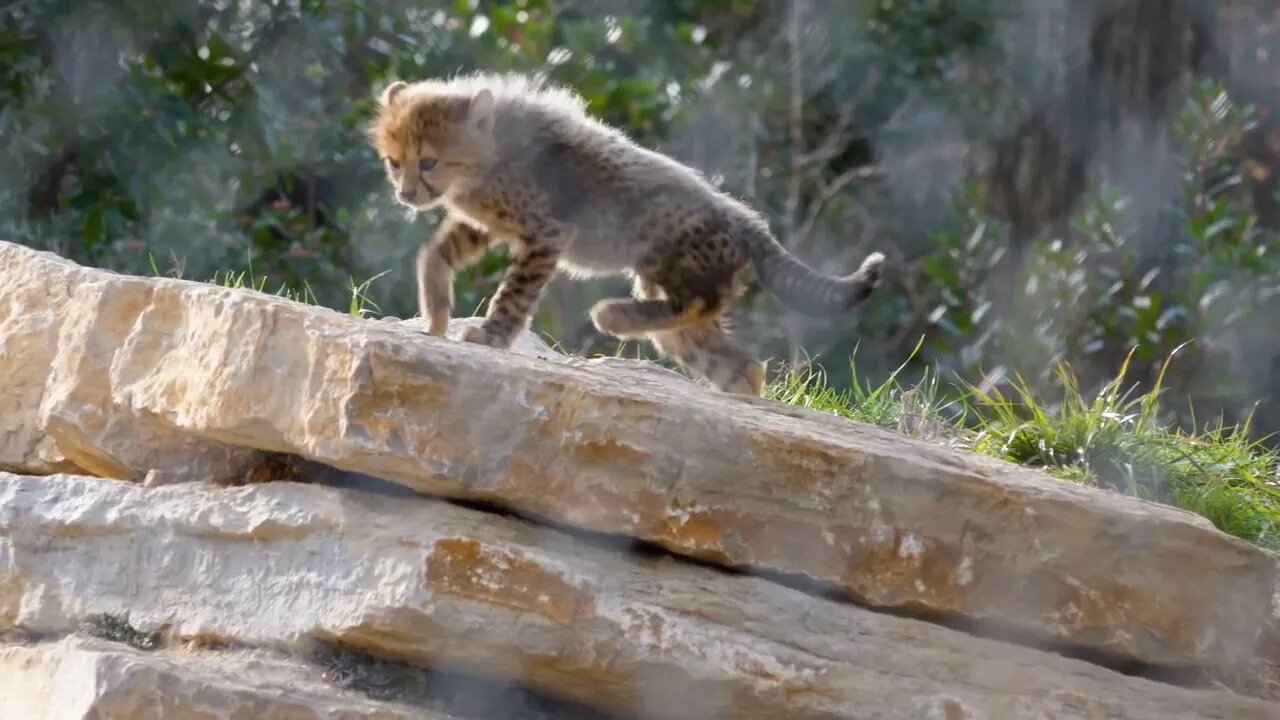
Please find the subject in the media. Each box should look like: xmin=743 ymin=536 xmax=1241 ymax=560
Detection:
xmin=0 ymin=240 xmax=1275 ymax=668
xmin=0 ymin=246 xmax=264 ymax=483
xmin=1 ymin=472 xmax=1277 ymax=720
xmin=0 ymin=635 xmax=436 ymax=720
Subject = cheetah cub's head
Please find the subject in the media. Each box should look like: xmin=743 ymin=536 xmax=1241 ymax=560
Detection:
xmin=367 ymin=79 xmax=497 ymax=211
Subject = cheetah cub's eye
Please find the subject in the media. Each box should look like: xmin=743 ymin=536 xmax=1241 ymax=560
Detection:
xmin=386 ymin=158 xmax=400 ymax=170
xmin=419 ymin=157 xmax=438 ymax=172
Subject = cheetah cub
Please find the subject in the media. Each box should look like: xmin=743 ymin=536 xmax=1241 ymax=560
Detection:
xmin=368 ymin=72 xmax=884 ymax=396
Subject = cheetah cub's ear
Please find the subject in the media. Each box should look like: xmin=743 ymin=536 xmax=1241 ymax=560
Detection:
xmin=465 ymin=88 xmax=495 ymax=136
xmin=380 ymin=80 xmax=408 ymax=107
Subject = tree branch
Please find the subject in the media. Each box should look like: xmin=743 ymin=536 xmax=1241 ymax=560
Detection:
xmin=795 ymin=164 xmax=883 ymax=246
xmin=797 ymin=68 xmax=883 ymax=169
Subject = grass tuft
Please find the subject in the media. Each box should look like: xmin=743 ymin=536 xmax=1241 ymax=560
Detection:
xmin=346 ymin=269 xmax=391 ymax=318
xmin=151 ymin=248 xmax=383 ymax=318
xmin=769 ymin=343 xmax=1280 ymax=549
xmin=769 ymin=339 xmax=969 ymax=447
xmin=964 ymin=346 xmax=1280 ymax=547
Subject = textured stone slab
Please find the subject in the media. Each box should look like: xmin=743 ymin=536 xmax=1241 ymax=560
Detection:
xmin=0 ymin=472 xmax=1276 ymax=719
xmin=0 ymin=240 xmax=1274 ymax=667
xmin=0 ymin=244 xmax=263 ymax=482
xmin=0 ymin=635 xmax=429 ymax=720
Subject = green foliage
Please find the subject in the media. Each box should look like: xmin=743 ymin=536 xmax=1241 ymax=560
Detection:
xmin=906 ymin=80 xmax=1280 ymax=441
xmin=0 ymin=0 xmax=724 ymax=317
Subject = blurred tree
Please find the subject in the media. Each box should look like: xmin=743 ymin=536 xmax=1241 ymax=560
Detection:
xmin=974 ymin=0 xmax=1280 ymax=436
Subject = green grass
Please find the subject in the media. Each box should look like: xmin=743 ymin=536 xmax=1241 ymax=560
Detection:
xmin=345 ymin=269 xmax=391 ymax=318
xmin=769 ymin=343 xmax=1280 ymax=549
xmin=770 ymin=338 xmax=970 ymax=447
xmin=150 ymin=249 xmax=387 ymax=318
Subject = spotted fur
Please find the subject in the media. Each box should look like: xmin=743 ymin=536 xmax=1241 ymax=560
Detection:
xmin=367 ymin=72 xmax=885 ymax=396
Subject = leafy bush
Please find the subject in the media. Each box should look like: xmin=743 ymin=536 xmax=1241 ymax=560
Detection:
xmin=905 ymin=80 xmax=1280 ymax=442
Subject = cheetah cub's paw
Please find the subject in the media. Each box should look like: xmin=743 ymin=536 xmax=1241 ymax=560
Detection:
xmin=589 ymin=300 xmax=644 ymax=339
xmin=426 ymin=310 xmax=451 ymax=336
xmin=459 ymin=323 xmax=510 ymax=348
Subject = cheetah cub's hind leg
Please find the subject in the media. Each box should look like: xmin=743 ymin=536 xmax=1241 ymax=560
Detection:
xmin=589 ymin=296 xmax=713 ymax=339
xmin=650 ymin=319 xmax=766 ymax=396
xmin=625 ymin=275 xmax=763 ymax=396
xmin=590 ymin=233 xmax=741 ymax=340
xmin=589 ymin=269 xmax=720 ymax=339
xmin=593 ymin=276 xmax=697 ymax=338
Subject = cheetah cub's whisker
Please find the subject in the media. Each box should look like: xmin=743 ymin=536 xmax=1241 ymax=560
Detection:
xmin=367 ymin=72 xmax=885 ymax=397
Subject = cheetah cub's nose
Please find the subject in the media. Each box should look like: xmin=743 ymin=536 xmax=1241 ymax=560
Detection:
xmin=398 ymin=187 xmax=419 ymax=203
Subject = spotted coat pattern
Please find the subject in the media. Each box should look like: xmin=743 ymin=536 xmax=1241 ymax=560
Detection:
xmin=368 ymin=73 xmax=885 ymax=395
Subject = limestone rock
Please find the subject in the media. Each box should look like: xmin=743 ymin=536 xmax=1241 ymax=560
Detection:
xmin=1 ymin=472 xmax=1277 ymax=719
xmin=417 ymin=315 xmax=700 ymax=389
xmin=440 ymin=315 xmax=564 ymax=361
xmin=0 ymin=635 xmax=433 ymax=720
xmin=0 ymin=244 xmax=79 ymax=475
xmin=0 ymin=246 xmax=264 ymax=483
xmin=0 ymin=240 xmax=1275 ymax=668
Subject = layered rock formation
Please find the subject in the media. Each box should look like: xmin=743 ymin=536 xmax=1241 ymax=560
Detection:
xmin=1 ymin=240 xmax=1277 ymax=718
xmin=6 ymin=473 xmax=1279 ymax=719
xmin=0 ymin=637 xmax=436 ymax=720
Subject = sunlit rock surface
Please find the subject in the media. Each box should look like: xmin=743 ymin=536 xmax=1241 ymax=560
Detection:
xmin=0 ymin=240 xmax=1274 ymax=669
xmin=1 ymin=472 xmax=1277 ymax=719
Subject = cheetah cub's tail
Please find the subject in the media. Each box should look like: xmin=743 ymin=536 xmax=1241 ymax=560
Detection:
xmin=744 ymin=225 xmax=885 ymax=317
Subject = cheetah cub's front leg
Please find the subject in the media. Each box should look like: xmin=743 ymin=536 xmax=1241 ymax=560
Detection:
xmin=418 ymin=218 xmax=493 ymax=336
xmin=458 ymin=235 xmax=563 ymax=348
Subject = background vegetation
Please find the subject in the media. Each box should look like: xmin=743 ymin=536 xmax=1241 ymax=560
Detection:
xmin=3 ymin=0 xmax=1279 ymax=542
